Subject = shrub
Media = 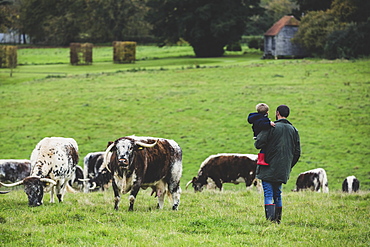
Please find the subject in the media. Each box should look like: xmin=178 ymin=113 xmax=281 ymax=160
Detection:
xmin=324 ymin=20 xmax=370 ymax=59
xmin=226 ymin=42 xmax=242 ymax=52
xmin=247 ymin=36 xmax=264 ymax=50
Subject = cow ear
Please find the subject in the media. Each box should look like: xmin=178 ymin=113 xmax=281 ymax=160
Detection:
xmin=107 ymin=141 xmax=117 ymax=151
xmin=192 ymin=177 xmax=197 ymax=182
xmin=135 ymin=144 xmax=144 ymax=150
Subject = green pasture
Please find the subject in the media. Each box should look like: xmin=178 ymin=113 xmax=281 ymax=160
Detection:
xmin=0 ymin=189 xmax=369 ymax=246
xmin=0 ymin=46 xmax=369 ymax=246
xmin=1 ymin=45 xmax=262 ymax=85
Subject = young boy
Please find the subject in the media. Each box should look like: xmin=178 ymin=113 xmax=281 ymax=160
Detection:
xmin=247 ymin=103 xmax=275 ymax=165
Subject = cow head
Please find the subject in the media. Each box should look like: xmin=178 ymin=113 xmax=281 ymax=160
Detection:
xmin=105 ymin=138 xmax=158 ymax=170
xmin=185 ymin=173 xmax=208 ymax=192
xmin=0 ymin=177 xmax=56 ymax=206
xmin=245 ymin=169 xmax=256 ymax=187
xmin=23 ymin=177 xmax=44 ymax=206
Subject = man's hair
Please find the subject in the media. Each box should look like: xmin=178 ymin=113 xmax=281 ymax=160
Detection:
xmin=256 ymin=103 xmax=269 ymax=114
xmin=277 ymin=105 xmax=290 ymax=117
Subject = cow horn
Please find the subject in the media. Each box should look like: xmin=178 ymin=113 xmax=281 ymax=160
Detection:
xmin=103 ymin=142 xmax=115 ymax=173
xmin=136 ymin=140 xmax=158 ymax=148
xmin=40 ymin=178 xmax=57 ymax=185
xmin=185 ymin=180 xmax=193 ymax=190
xmin=0 ymin=191 xmax=10 ymax=194
xmin=0 ymin=180 xmax=24 ymax=187
xmin=89 ymin=182 xmax=97 ymax=190
xmin=78 ymin=178 xmax=90 ymax=182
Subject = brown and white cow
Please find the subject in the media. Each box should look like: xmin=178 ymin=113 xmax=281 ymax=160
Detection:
xmin=293 ymin=168 xmax=329 ymax=193
xmin=102 ymin=136 xmax=182 ymax=211
xmin=185 ymin=153 xmax=258 ymax=192
xmin=0 ymin=159 xmax=31 ymax=183
xmin=0 ymin=137 xmax=79 ymax=206
xmin=342 ymin=176 xmax=360 ymax=193
xmin=82 ymin=151 xmax=112 ymax=193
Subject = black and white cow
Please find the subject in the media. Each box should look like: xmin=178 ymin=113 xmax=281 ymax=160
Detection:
xmin=185 ymin=153 xmax=258 ymax=192
xmin=0 ymin=159 xmax=31 ymax=183
xmin=342 ymin=176 xmax=360 ymax=193
xmin=0 ymin=137 xmax=79 ymax=206
xmin=102 ymin=136 xmax=182 ymax=211
xmin=293 ymin=168 xmax=329 ymax=193
xmin=82 ymin=152 xmax=112 ymax=193
xmin=68 ymin=165 xmax=84 ymax=191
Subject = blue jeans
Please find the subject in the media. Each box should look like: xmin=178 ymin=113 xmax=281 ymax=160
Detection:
xmin=262 ymin=181 xmax=282 ymax=207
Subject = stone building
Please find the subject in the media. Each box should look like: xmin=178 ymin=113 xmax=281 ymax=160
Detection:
xmin=264 ymin=15 xmax=308 ymax=59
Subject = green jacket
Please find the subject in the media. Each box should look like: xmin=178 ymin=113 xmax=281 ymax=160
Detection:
xmin=255 ymin=118 xmax=301 ymax=184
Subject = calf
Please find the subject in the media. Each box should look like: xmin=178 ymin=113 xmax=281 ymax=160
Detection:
xmin=0 ymin=137 xmax=79 ymax=206
xmin=186 ymin=153 xmax=258 ymax=192
xmin=342 ymin=176 xmax=360 ymax=193
xmin=293 ymin=168 xmax=329 ymax=193
xmin=0 ymin=159 xmax=31 ymax=183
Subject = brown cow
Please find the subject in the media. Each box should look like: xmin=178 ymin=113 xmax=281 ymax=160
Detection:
xmin=102 ymin=136 xmax=182 ymax=211
xmin=186 ymin=153 xmax=258 ymax=192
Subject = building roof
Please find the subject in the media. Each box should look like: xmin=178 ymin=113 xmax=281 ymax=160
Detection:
xmin=264 ymin=15 xmax=300 ymax=36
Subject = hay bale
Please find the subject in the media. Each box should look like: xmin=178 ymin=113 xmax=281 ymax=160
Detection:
xmin=70 ymin=43 xmax=93 ymax=65
xmin=113 ymin=41 xmax=136 ymax=63
xmin=0 ymin=46 xmax=17 ymax=68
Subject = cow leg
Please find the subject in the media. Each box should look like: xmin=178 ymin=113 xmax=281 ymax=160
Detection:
xmin=169 ymin=183 xmax=181 ymax=210
xmin=55 ymin=180 xmax=68 ymax=203
xmin=214 ymin=179 xmax=223 ymax=191
xmin=128 ymin=179 xmax=142 ymax=211
xmin=49 ymin=186 xmax=55 ymax=203
xmin=112 ymin=180 xmax=121 ymax=210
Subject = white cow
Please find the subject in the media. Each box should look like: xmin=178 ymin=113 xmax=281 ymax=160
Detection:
xmin=0 ymin=137 xmax=79 ymax=206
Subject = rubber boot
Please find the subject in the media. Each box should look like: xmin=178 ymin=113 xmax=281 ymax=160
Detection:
xmin=274 ymin=207 xmax=282 ymax=224
xmin=264 ymin=204 xmax=275 ymax=221
xmin=257 ymin=153 xmax=269 ymax=166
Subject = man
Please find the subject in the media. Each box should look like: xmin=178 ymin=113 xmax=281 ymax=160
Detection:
xmin=254 ymin=105 xmax=301 ymax=223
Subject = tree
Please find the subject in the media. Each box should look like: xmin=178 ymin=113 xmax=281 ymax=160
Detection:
xmin=265 ymin=0 xmax=298 ymax=22
xmin=293 ymin=0 xmax=333 ymax=17
xmin=292 ymin=0 xmax=370 ymax=58
xmin=292 ymin=11 xmax=340 ymax=56
xmin=146 ymin=0 xmax=262 ymax=57
xmin=324 ymin=20 xmax=370 ymax=59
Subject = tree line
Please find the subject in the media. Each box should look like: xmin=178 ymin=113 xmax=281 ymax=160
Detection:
xmin=0 ymin=0 xmax=369 ymax=58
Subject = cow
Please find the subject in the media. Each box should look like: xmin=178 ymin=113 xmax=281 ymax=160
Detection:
xmin=0 ymin=137 xmax=79 ymax=206
xmin=82 ymin=152 xmax=112 ymax=193
xmin=102 ymin=136 xmax=182 ymax=211
xmin=0 ymin=159 xmax=31 ymax=183
xmin=185 ymin=153 xmax=258 ymax=192
xmin=342 ymin=176 xmax=360 ymax=193
xmin=293 ymin=168 xmax=329 ymax=193
xmin=68 ymin=165 xmax=84 ymax=191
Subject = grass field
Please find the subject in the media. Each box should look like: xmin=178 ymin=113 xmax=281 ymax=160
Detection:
xmin=0 ymin=45 xmax=369 ymax=246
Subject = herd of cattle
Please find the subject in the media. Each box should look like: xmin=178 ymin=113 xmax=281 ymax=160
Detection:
xmin=0 ymin=136 xmax=361 ymax=210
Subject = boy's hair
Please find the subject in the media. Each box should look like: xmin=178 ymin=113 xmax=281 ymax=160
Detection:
xmin=277 ymin=105 xmax=290 ymax=117
xmin=256 ymin=103 xmax=269 ymax=114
